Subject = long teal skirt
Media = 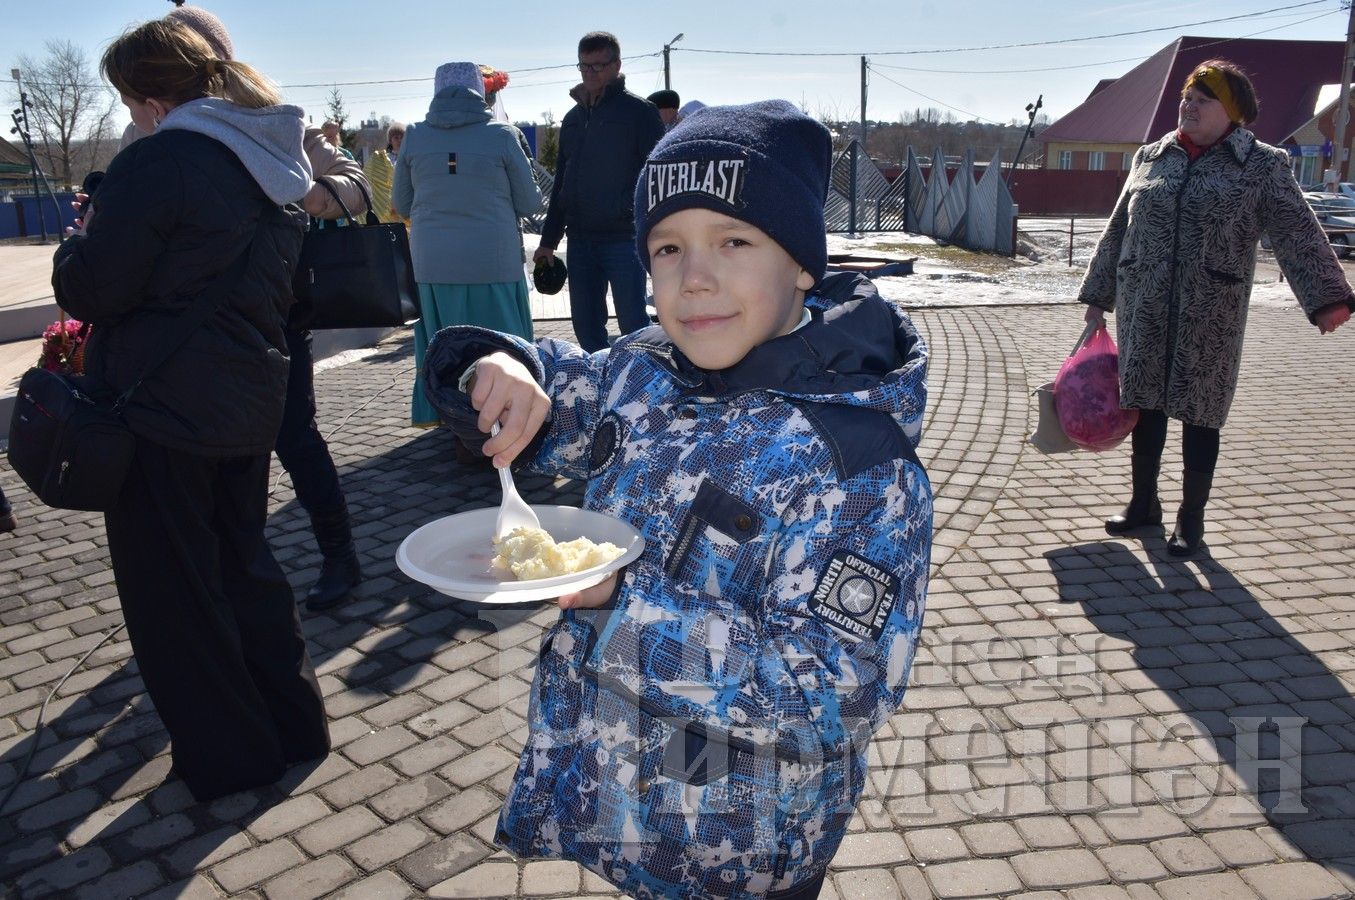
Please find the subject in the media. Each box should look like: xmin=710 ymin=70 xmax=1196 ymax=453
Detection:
xmin=412 ymin=279 xmax=533 ymax=426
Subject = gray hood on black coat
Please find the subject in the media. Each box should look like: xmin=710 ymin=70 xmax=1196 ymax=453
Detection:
xmin=158 ymin=97 xmax=312 ymax=204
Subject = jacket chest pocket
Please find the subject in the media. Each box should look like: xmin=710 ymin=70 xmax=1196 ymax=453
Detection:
xmin=559 ymin=119 xmax=583 ymax=156
xmin=664 ymin=479 xmax=766 ymax=599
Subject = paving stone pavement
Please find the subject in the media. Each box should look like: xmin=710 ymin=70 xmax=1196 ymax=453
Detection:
xmin=2 ymin=303 xmax=1354 ymax=899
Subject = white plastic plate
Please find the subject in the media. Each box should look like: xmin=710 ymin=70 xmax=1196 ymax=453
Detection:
xmin=396 ymin=505 xmax=645 ymax=604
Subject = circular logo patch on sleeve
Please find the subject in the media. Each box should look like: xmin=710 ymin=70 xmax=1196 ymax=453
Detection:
xmin=808 ymin=551 xmax=898 ymax=642
xmin=588 ymin=411 xmax=624 ymax=476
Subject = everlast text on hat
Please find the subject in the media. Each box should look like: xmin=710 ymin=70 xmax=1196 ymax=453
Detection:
xmin=645 ymin=158 xmax=748 ymax=212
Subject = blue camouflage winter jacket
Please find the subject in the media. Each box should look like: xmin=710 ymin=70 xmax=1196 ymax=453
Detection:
xmin=423 ymin=272 xmax=932 ymax=899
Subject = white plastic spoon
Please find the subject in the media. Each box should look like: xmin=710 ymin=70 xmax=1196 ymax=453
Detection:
xmin=490 ymin=423 xmax=541 ymax=540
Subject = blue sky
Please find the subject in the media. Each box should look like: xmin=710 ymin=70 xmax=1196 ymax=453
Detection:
xmin=2 ymin=0 xmax=1348 ymax=134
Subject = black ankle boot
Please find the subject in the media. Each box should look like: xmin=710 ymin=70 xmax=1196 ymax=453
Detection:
xmin=0 ymin=509 xmax=15 ymax=534
xmin=305 ymin=505 xmax=362 ymax=610
xmin=1105 ymin=454 xmax=1162 ymax=534
xmin=305 ymin=551 xmax=362 ymax=610
xmin=1168 ymin=469 xmax=1213 ymax=556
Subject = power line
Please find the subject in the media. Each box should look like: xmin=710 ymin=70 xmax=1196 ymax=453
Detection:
xmin=870 ymin=8 xmax=1339 ymax=75
xmin=4 ymin=2 xmax=1334 ymax=90
xmin=865 ymin=7 xmax=1340 ymax=123
xmin=869 ymin=69 xmax=1002 ymax=124
xmin=675 ymin=0 xmax=1334 ymax=58
xmin=0 ymin=2 xmax=1337 ymax=115
xmin=281 ymin=69 xmax=664 ymax=107
xmin=0 ymin=52 xmax=662 ymax=92
xmin=277 ymin=52 xmax=660 ymax=89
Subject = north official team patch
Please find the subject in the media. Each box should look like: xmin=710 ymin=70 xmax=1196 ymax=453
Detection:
xmin=809 ymin=551 xmax=897 ymax=642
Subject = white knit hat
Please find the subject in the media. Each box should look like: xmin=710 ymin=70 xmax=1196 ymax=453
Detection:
xmin=433 ymin=62 xmax=483 ymax=97
xmin=677 ymin=100 xmax=707 ymax=121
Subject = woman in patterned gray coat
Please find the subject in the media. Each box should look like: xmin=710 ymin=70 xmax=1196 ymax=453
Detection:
xmin=1079 ymin=59 xmax=1353 ymax=555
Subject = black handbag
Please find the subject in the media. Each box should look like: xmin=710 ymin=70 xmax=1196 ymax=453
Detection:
xmin=7 ymin=240 xmax=256 ymax=512
xmin=289 ymin=177 xmax=419 ymax=330
xmin=8 ymin=371 xmax=134 ymax=512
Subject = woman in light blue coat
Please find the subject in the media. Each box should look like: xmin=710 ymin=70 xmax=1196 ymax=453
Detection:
xmin=395 ymin=61 xmax=542 ymax=426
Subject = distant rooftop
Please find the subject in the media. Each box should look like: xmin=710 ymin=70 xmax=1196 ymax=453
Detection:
xmin=1040 ymin=36 xmax=1345 ymax=146
xmin=0 ymin=138 xmax=30 ymax=168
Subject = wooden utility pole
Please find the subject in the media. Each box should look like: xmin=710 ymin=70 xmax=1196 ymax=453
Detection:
xmin=663 ymin=33 xmax=684 ymax=91
xmin=1328 ymin=2 xmax=1355 ymax=188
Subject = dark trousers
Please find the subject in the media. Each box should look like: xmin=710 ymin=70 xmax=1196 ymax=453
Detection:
xmin=0 ymin=482 xmax=10 ymax=515
xmin=566 ymin=236 xmax=652 ymax=352
xmin=104 ymin=435 xmax=329 ymax=801
xmin=275 ymin=329 xmax=345 ymax=521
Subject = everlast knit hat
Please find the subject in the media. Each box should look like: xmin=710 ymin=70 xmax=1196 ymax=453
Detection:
xmin=633 ymin=99 xmax=831 ymax=282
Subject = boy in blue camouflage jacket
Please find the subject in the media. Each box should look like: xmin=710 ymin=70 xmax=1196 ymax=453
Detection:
xmin=423 ymin=100 xmax=932 ymax=899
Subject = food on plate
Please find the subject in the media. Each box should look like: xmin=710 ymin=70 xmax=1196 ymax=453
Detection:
xmin=492 ymin=526 xmax=624 ymax=580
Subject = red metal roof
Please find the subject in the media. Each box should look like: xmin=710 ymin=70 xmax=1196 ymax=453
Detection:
xmin=1040 ymin=36 xmax=1345 ymax=146
xmin=1088 ymin=79 xmax=1118 ymax=100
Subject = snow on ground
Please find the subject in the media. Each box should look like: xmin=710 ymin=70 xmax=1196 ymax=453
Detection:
xmin=520 ymin=219 xmax=1319 ymax=327
xmin=827 ymin=218 xmax=1314 ymax=313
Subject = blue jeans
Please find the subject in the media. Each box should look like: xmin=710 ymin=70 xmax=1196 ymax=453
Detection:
xmin=566 ymin=235 xmax=651 ymax=352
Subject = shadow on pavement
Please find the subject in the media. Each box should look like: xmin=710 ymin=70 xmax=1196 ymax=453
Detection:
xmin=0 ymin=662 xmax=329 ymax=898
xmin=264 ymin=422 xmax=581 ymax=698
xmin=1046 ymin=540 xmax=1355 ymax=884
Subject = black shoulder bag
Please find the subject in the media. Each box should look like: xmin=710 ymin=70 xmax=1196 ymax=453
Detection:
xmin=7 ymin=238 xmax=257 ymax=512
xmin=288 ymin=176 xmax=419 ymax=330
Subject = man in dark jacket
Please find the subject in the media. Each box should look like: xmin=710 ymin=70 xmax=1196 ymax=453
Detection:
xmin=533 ymin=31 xmax=664 ymax=351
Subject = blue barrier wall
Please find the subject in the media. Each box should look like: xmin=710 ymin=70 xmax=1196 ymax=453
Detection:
xmin=0 ymin=203 xmax=19 ymax=239
xmin=0 ymin=193 xmax=77 ymax=239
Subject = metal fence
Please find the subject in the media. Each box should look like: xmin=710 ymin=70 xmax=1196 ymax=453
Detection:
xmin=827 ymin=140 xmax=1018 ymax=255
xmin=522 ymin=140 xmax=1018 ymax=255
xmin=520 ymin=162 xmax=553 ymax=235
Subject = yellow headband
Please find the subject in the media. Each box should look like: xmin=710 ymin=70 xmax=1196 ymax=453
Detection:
xmin=1188 ymin=67 xmax=1243 ymax=124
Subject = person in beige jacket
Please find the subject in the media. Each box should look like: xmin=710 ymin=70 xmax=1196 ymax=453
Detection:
xmin=300 ymin=125 xmax=368 ymax=219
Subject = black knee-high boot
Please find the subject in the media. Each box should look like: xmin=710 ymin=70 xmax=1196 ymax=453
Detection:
xmin=304 ymin=502 xmax=362 ymax=611
xmin=1105 ymin=454 xmax=1163 ymax=534
xmin=1168 ymin=469 xmax=1213 ymax=556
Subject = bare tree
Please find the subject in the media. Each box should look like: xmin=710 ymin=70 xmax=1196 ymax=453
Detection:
xmin=13 ymin=39 xmax=115 ymax=189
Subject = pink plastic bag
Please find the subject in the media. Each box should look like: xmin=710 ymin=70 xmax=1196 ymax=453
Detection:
xmin=1053 ymin=321 xmax=1138 ymax=451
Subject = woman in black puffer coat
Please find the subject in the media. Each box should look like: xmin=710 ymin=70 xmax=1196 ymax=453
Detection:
xmin=52 ymin=18 xmax=329 ymax=802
